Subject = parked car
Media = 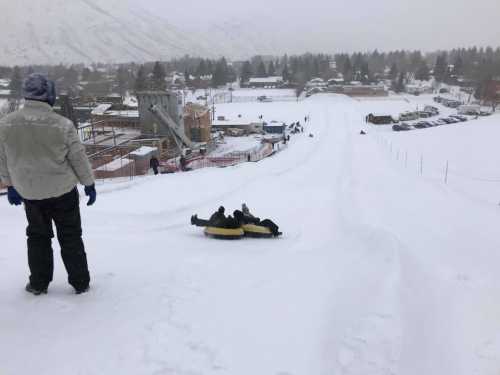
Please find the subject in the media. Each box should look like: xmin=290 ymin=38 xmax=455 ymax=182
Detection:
xmin=424 ymin=105 xmax=439 ymax=115
xmin=450 ymin=115 xmax=467 ymax=122
xmin=257 ymin=95 xmax=273 ymax=102
xmin=400 ymin=112 xmax=419 ymax=121
xmin=392 ymin=123 xmax=413 ymax=131
xmin=367 ymin=114 xmax=397 ymax=125
xmin=414 ymin=122 xmax=429 ymax=129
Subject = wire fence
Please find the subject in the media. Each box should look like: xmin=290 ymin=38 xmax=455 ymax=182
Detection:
xmin=374 ymin=133 xmax=500 ymax=187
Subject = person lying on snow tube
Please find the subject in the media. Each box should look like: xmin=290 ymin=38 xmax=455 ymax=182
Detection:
xmin=234 ymin=204 xmax=282 ymax=237
xmin=191 ymin=206 xmax=244 ymax=239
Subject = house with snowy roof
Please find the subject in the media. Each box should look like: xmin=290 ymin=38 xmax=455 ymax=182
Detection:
xmin=246 ymin=76 xmax=284 ymax=88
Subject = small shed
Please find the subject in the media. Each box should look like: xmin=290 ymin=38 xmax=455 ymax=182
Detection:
xmin=129 ymin=146 xmax=159 ymax=175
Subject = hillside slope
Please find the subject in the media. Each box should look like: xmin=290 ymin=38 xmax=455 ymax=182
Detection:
xmin=0 ymin=0 xmax=277 ymax=65
xmin=1 ymin=95 xmax=499 ymax=374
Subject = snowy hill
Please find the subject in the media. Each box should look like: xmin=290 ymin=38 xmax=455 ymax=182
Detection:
xmin=0 ymin=0 xmax=280 ymax=65
xmin=1 ymin=94 xmax=500 ymax=374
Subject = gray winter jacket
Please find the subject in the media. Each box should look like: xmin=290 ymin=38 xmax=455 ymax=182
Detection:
xmin=0 ymin=100 xmax=94 ymax=200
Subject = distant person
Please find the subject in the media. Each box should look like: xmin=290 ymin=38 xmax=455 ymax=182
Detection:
xmin=150 ymin=156 xmax=160 ymax=175
xmin=180 ymin=155 xmax=188 ymax=171
xmin=191 ymin=206 xmax=240 ymax=229
xmin=0 ymin=73 xmax=96 ymax=295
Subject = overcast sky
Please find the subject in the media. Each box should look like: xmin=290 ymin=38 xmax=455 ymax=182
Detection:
xmin=145 ymin=0 xmax=500 ymax=54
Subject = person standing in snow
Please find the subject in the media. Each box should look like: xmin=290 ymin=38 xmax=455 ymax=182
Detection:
xmin=150 ymin=156 xmax=160 ymax=175
xmin=0 ymin=73 xmax=96 ymax=296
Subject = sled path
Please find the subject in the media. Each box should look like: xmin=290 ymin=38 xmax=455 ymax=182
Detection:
xmin=1 ymin=95 xmax=500 ymax=374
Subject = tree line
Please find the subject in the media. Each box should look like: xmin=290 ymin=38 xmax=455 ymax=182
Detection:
xmin=1 ymin=46 xmax=499 ymax=98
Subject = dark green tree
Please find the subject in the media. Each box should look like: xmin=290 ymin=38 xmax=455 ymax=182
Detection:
xmin=282 ymin=64 xmax=290 ymax=82
xmin=9 ymin=66 xmax=23 ymax=99
xmin=394 ymin=72 xmax=406 ymax=93
xmin=256 ymin=61 xmax=267 ymax=78
xmin=388 ymin=63 xmax=398 ymax=80
xmin=134 ymin=65 xmax=148 ymax=93
xmin=151 ymin=61 xmax=166 ymax=90
xmin=434 ymin=53 xmax=448 ymax=82
xmin=116 ymin=66 xmax=129 ymax=97
xmin=415 ymin=61 xmax=430 ymax=81
xmin=240 ymin=61 xmax=253 ymax=84
xmin=267 ymin=61 xmax=276 ymax=76
xmin=212 ymin=58 xmax=229 ymax=87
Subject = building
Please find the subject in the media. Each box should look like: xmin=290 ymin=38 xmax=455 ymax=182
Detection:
xmin=91 ymin=103 xmax=140 ymax=130
xmin=486 ymin=78 xmax=500 ymax=107
xmin=212 ymin=119 xmax=264 ymax=134
xmin=183 ymin=103 xmax=212 ymax=143
xmin=137 ymin=91 xmax=183 ymax=137
xmin=330 ymin=85 xmax=388 ymax=97
xmin=306 ymin=78 xmax=327 ymax=89
xmin=136 ymin=91 xmax=186 ymax=159
xmin=263 ymin=121 xmax=286 ymax=134
xmin=247 ymin=76 xmax=284 ymax=88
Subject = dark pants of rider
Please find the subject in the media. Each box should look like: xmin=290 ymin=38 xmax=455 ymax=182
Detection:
xmin=24 ymin=188 xmax=90 ymax=291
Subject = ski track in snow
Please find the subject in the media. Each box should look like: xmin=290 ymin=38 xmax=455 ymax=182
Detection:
xmin=1 ymin=94 xmax=500 ymax=374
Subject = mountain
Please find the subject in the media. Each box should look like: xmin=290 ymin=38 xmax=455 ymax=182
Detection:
xmin=0 ymin=0 xmax=280 ymax=65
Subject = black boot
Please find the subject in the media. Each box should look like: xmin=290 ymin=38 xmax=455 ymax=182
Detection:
xmin=75 ymin=285 xmax=90 ymax=295
xmin=25 ymin=283 xmax=48 ymax=296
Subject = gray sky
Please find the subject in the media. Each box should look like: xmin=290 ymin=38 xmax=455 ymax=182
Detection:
xmin=145 ymin=0 xmax=500 ymax=54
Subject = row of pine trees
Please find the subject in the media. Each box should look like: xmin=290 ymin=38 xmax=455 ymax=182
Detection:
xmin=2 ymin=47 xmax=500 ymax=98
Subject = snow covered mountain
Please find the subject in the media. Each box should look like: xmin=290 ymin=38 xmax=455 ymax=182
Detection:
xmin=0 ymin=0 xmax=279 ymax=65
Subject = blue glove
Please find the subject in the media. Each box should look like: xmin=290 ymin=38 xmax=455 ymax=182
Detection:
xmin=7 ymin=186 xmax=23 ymax=206
xmin=84 ymin=184 xmax=97 ymax=206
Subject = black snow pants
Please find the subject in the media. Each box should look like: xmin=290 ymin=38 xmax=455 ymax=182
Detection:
xmin=23 ymin=188 xmax=90 ymax=291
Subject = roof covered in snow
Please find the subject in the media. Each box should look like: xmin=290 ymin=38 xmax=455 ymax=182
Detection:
xmin=248 ymin=76 xmax=283 ymax=84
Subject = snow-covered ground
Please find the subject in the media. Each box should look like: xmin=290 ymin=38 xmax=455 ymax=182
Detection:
xmin=210 ymin=136 xmax=262 ymax=157
xmin=1 ymin=94 xmax=500 ymax=375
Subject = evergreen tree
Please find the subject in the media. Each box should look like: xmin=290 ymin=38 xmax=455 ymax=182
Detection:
xmin=394 ymin=72 xmax=406 ymax=93
xmin=196 ymin=60 xmax=207 ymax=77
xmin=452 ymin=55 xmax=464 ymax=77
xmin=389 ymin=63 xmax=398 ymax=80
xmin=134 ymin=65 xmax=148 ymax=93
xmin=151 ymin=61 xmax=166 ymax=90
xmin=282 ymin=64 xmax=290 ymax=82
xmin=81 ymin=68 xmax=91 ymax=81
xmin=256 ymin=61 xmax=267 ymax=78
xmin=342 ymin=57 xmax=353 ymax=82
xmin=434 ymin=53 xmax=448 ymax=82
xmin=9 ymin=66 xmax=23 ymax=99
xmin=268 ymin=61 xmax=276 ymax=76
xmin=415 ymin=61 xmax=430 ymax=81
xmin=116 ymin=66 xmax=128 ymax=97
xmin=360 ymin=62 xmax=371 ymax=84
xmin=63 ymin=66 xmax=79 ymax=91
xmin=240 ymin=61 xmax=253 ymax=84
xmin=184 ymin=69 xmax=190 ymax=86
xmin=212 ymin=58 xmax=229 ymax=87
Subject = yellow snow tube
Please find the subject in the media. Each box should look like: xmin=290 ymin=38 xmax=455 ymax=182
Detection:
xmin=242 ymin=224 xmax=273 ymax=238
xmin=204 ymin=226 xmax=245 ymax=240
